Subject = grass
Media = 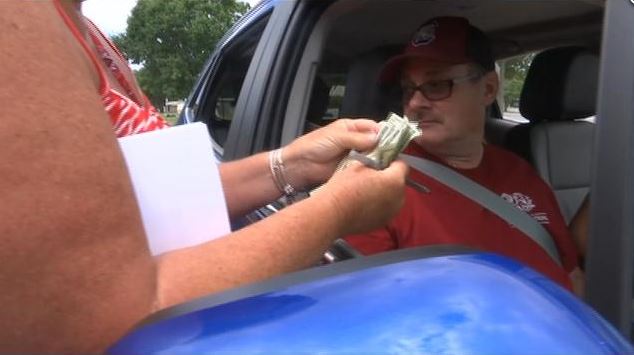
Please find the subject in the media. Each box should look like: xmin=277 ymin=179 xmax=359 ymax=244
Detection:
xmin=163 ymin=113 xmax=179 ymax=126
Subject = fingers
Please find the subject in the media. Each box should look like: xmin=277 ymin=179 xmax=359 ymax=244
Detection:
xmin=329 ymin=119 xmax=380 ymax=152
xmin=330 ymin=159 xmax=407 ymax=235
xmin=341 ymin=118 xmax=380 ymax=134
xmin=337 ymin=159 xmax=408 ymax=189
xmin=337 ymin=157 xmax=409 ymax=180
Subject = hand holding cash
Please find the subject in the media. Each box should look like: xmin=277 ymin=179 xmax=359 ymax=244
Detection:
xmin=309 ymin=113 xmax=422 ymax=199
xmin=339 ymin=112 xmax=422 ymax=171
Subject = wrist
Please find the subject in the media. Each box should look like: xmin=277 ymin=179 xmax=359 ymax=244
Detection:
xmin=310 ymin=181 xmax=355 ymax=235
xmin=269 ymin=148 xmax=301 ymax=202
xmin=277 ymin=145 xmax=312 ymax=190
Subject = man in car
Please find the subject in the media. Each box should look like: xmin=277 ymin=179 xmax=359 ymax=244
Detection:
xmin=345 ymin=16 xmax=582 ymax=293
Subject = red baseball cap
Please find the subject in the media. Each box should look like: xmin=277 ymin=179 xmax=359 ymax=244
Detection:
xmin=379 ymin=17 xmax=495 ymax=83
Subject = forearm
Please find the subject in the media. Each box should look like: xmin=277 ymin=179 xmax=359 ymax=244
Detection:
xmin=219 ymin=119 xmax=381 ymax=218
xmin=219 ymin=149 xmax=309 ymax=218
xmin=155 ymin=192 xmax=345 ymax=308
xmin=154 ymin=159 xmax=408 ymax=309
xmin=219 ymin=152 xmax=280 ymax=217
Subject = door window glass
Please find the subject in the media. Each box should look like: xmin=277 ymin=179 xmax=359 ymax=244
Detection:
xmin=196 ymin=14 xmax=271 ymax=148
xmin=305 ymin=74 xmax=346 ymax=131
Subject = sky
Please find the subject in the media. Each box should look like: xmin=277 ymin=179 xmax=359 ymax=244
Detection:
xmin=83 ymin=0 xmax=260 ymax=36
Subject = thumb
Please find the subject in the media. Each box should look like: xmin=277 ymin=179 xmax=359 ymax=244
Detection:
xmin=324 ymin=118 xmax=379 ymax=152
xmin=329 ymin=118 xmax=380 ymax=152
xmin=334 ymin=130 xmax=379 ymax=153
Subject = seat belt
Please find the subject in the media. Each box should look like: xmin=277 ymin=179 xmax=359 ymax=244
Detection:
xmin=399 ymin=153 xmax=562 ymax=266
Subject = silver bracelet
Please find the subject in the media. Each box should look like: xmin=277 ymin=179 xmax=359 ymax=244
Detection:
xmin=269 ymin=148 xmax=298 ymax=202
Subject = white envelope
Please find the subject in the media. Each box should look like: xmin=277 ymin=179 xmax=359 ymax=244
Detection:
xmin=118 ymin=123 xmax=230 ymax=255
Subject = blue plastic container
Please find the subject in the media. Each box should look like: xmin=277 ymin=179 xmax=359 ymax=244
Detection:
xmin=109 ymin=247 xmax=634 ymax=355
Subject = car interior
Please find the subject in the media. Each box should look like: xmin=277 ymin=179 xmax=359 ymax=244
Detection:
xmin=154 ymin=0 xmax=634 ymax=344
xmin=285 ymin=0 xmax=603 ymax=230
xmin=135 ymin=0 xmax=634 ymax=347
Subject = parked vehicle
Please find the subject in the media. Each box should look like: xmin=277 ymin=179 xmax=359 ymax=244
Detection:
xmin=111 ymin=0 xmax=634 ymax=353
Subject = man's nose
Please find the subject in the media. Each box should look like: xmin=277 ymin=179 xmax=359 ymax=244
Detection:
xmin=406 ymin=89 xmax=432 ymax=109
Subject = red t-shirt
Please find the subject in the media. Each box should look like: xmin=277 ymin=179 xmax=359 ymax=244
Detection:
xmin=345 ymin=143 xmax=579 ymax=290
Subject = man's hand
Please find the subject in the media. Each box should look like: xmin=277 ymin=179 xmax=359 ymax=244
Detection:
xmin=282 ymin=119 xmax=380 ymax=189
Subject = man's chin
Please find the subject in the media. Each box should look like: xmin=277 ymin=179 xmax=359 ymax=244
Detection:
xmin=413 ymin=134 xmax=448 ymax=150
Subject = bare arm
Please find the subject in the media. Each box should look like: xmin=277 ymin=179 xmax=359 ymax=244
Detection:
xmin=0 ymin=2 xmax=156 ymax=353
xmin=220 ymin=119 xmax=381 ymax=217
xmin=157 ymin=160 xmax=408 ymax=308
xmin=159 ymin=118 xmax=406 ymax=308
xmin=570 ymin=196 xmax=589 ymax=258
xmin=219 ymin=152 xmax=281 ymax=217
xmin=569 ymin=197 xmax=589 ymax=297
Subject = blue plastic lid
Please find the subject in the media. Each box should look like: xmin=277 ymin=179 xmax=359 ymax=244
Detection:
xmin=109 ymin=248 xmax=634 ymax=354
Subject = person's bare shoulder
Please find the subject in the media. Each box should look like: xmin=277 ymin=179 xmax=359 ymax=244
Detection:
xmin=0 ymin=2 xmax=156 ymax=353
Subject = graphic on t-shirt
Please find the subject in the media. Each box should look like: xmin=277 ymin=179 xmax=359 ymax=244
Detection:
xmin=502 ymin=192 xmax=535 ymax=212
xmin=530 ymin=212 xmax=550 ymax=224
xmin=501 ymin=192 xmax=550 ymax=224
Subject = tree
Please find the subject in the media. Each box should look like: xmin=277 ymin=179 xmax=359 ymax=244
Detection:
xmin=502 ymin=53 xmax=535 ymax=110
xmin=112 ymin=0 xmax=250 ymax=107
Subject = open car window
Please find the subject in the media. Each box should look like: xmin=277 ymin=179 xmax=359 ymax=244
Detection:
xmin=498 ymin=53 xmax=536 ymax=123
xmin=195 ymin=13 xmax=271 ymax=152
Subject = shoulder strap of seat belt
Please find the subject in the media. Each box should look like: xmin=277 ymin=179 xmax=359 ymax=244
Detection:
xmin=399 ymin=153 xmax=562 ymax=266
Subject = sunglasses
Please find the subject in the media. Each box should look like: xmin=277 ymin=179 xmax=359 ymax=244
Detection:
xmin=401 ymin=72 xmax=483 ymax=102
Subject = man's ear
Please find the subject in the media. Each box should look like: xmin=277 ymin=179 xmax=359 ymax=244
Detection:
xmin=482 ymin=71 xmax=499 ymax=105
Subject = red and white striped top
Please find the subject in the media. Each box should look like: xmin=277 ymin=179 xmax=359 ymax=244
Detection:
xmin=55 ymin=1 xmax=169 ymax=137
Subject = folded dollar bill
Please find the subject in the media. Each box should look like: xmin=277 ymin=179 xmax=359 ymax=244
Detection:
xmin=339 ymin=112 xmax=422 ymax=170
xmin=309 ymin=113 xmax=421 ymax=199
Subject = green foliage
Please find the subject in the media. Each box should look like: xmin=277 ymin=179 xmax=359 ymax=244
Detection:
xmin=112 ymin=0 xmax=250 ymax=107
xmin=502 ymin=53 xmax=535 ymax=109
xmin=163 ymin=113 xmax=179 ymax=126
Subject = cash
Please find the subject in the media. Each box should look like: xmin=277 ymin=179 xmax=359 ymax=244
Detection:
xmin=339 ymin=112 xmax=422 ymax=170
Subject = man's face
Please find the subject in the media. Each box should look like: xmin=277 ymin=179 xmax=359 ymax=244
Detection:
xmin=400 ymin=60 xmax=498 ymax=151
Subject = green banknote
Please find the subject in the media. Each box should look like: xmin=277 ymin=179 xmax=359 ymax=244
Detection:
xmin=339 ymin=112 xmax=422 ymax=170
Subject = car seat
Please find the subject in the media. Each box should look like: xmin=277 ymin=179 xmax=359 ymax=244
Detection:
xmin=304 ymin=77 xmax=332 ymax=131
xmin=505 ymin=46 xmax=598 ymax=223
xmin=339 ymin=47 xmax=402 ymax=120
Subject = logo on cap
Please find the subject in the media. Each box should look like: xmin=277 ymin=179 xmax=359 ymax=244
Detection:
xmin=411 ymin=21 xmax=438 ymax=47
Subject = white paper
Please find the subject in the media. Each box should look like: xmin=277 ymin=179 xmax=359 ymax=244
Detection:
xmin=118 ymin=123 xmax=230 ymax=255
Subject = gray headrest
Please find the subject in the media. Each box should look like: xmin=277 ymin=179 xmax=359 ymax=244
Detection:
xmin=519 ymin=46 xmax=599 ymax=123
xmin=339 ymin=50 xmax=390 ymax=119
xmin=340 ymin=47 xmax=401 ymax=120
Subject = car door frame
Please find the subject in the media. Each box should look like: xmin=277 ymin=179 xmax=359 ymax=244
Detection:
xmin=181 ymin=0 xmax=334 ymax=162
xmin=225 ymin=0 xmax=335 ymax=160
xmin=585 ymin=0 xmax=634 ymax=338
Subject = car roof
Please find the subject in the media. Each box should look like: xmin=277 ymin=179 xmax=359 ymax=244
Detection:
xmin=324 ymin=0 xmax=603 ymax=60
